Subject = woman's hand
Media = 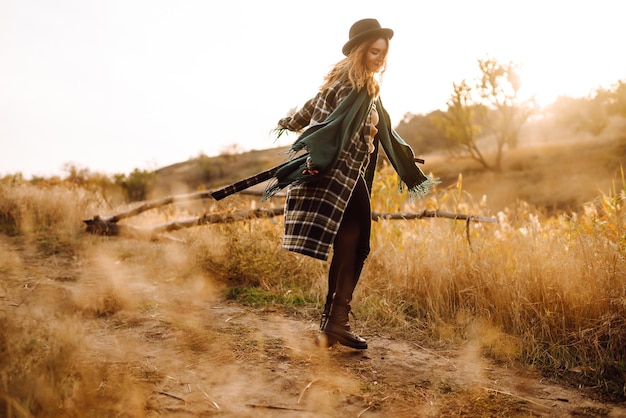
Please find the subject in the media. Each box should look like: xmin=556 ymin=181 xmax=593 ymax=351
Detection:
xmin=302 ymin=156 xmax=319 ymax=175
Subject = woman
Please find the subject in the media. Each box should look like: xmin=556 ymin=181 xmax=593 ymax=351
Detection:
xmin=268 ymin=18 xmax=436 ymax=349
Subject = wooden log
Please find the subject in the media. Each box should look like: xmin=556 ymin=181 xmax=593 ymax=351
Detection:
xmin=372 ymin=210 xmax=498 ymax=224
xmin=87 ymin=191 xmax=215 ymax=224
xmin=151 ymin=207 xmax=285 ymax=233
xmin=83 ymin=189 xmax=285 ymax=227
xmin=83 ymin=215 xmax=122 ymax=236
xmin=84 ymin=206 xmax=497 ymax=237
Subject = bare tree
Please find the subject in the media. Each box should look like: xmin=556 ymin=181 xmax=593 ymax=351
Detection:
xmin=432 ymin=80 xmax=491 ymax=169
xmin=476 ymin=58 xmax=535 ymax=170
xmin=434 ymin=57 xmax=535 ymax=171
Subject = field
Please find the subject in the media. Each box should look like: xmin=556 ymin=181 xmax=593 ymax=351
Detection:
xmin=1 ymin=124 xmax=625 ymax=417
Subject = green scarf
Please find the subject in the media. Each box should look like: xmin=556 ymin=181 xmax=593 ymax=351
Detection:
xmin=264 ymin=88 xmax=437 ymax=200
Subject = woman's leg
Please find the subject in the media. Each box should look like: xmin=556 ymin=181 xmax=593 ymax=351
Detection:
xmin=320 ymin=176 xmax=371 ymax=349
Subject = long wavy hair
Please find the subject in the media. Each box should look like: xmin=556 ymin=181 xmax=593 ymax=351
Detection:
xmin=320 ymin=38 xmax=389 ymax=98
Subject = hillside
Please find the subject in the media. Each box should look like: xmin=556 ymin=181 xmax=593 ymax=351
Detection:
xmin=151 ymin=147 xmax=290 ymax=197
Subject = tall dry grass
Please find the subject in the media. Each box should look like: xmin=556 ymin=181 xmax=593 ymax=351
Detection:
xmin=0 ymin=184 xmax=136 ymax=417
xmin=363 ymin=165 xmax=625 ymax=397
xmin=0 ymin=181 xmax=104 ymax=255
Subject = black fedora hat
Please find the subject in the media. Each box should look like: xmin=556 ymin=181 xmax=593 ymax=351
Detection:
xmin=342 ymin=18 xmax=394 ymax=56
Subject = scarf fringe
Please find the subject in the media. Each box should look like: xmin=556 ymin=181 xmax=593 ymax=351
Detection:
xmin=402 ymin=177 xmax=441 ymax=200
xmin=278 ymin=146 xmax=296 ymax=158
xmin=263 ymin=178 xmax=308 ymax=202
xmin=261 ymin=145 xmax=310 ymax=201
xmin=262 ymin=178 xmax=279 ymax=201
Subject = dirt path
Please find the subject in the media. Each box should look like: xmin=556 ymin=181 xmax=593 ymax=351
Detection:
xmin=124 ymin=303 xmax=626 ymax=417
xmin=82 ymin=298 xmax=626 ymax=417
xmin=3 ymin=239 xmax=626 ymax=417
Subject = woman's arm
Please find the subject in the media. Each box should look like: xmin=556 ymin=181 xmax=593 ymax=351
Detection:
xmin=277 ymin=96 xmax=318 ymax=133
xmin=277 ymin=80 xmax=352 ymax=133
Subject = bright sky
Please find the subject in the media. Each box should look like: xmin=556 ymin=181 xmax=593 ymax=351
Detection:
xmin=1 ymin=0 xmax=624 ymax=178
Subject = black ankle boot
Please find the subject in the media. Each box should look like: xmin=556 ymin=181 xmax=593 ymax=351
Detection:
xmin=321 ymin=303 xmax=367 ymax=350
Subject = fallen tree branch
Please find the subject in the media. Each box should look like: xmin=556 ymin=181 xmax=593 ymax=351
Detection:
xmin=152 ymin=207 xmax=285 ymax=233
xmin=83 ymin=189 xmax=285 ymax=235
xmin=86 ymin=190 xmax=216 ymax=224
xmin=84 ymin=206 xmax=497 ymax=237
xmin=372 ymin=210 xmax=497 ymax=224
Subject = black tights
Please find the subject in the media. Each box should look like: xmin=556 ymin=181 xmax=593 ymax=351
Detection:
xmin=327 ymin=176 xmax=372 ymax=307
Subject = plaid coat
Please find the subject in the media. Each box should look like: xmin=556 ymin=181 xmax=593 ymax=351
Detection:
xmin=277 ymin=80 xmax=377 ymax=261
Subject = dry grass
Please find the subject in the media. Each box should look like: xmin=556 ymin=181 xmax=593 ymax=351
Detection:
xmin=364 ymin=164 xmax=624 ymax=398
xmin=1 ymin=132 xmax=625 ymax=416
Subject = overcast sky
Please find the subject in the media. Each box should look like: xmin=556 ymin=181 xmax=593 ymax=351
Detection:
xmin=1 ymin=0 xmax=624 ymax=178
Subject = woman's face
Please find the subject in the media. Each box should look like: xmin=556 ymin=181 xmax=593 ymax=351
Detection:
xmin=364 ymin=38 xmax=388 ymax=73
